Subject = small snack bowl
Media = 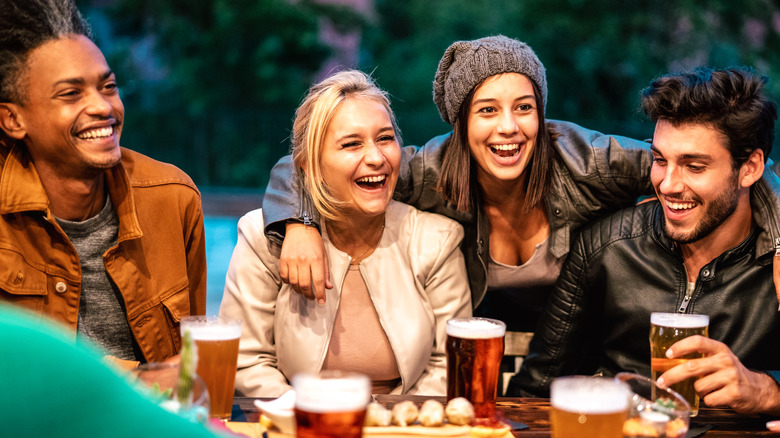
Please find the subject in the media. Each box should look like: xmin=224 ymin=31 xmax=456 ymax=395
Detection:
xmin=254 ymin=390 xmax=296 ymax=435
xmin=617 ymin=372 xmax=690 ymax=438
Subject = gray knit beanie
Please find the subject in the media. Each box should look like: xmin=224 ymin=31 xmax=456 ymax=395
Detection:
xmin=433 ymin=35 xmax=547 ymax=126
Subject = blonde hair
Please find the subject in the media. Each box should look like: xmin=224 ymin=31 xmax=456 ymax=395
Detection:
xmin=291 ymin=70 xmax=400 ymax=222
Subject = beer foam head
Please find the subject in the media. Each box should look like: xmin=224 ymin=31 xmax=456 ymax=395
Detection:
xmin=293 ymin=372 xmax=370 ymax=413
xmin=181 ymin=316 xmax=242 ymax=340
xmin=551 ymin=377 xmax=630 ymax=414
xmin=446 ymin=317 xmax=506 ymax=339
xmin=651 ymin=313 xmax=709 ymax=328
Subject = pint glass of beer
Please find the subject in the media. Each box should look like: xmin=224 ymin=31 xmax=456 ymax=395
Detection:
xmin=180 ymin=316 xmax=241 ymax=420
xmin=550 ymin=376 xmax=630 ymax=438
xmin=445 ymin=317 xmax=506 ymax=418
xmin=292 ymin=371 xmax=370 ymax=438
xmin=649 ymin=313 xmax=709 ymax=416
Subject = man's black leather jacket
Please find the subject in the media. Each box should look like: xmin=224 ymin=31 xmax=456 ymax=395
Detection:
xmin=509 ymin=196 xmax=780 ymax=397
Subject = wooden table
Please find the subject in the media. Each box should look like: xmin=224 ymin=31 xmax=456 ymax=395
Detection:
xmin=232 ymin=395 xmax=776 ymax=437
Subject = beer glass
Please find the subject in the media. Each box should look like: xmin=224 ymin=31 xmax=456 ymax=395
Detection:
xmin=550 ymin=376 xmax=630 ymax=438
xmin=445 ymin=317 xmax=506 ymax=418
xmin=292 ymin=371 xmax=370 ymax=438
xmin=180 ymin=315 xmax=241 ymax=420
xmin=649 ymin=313 xmax=709 ymax=416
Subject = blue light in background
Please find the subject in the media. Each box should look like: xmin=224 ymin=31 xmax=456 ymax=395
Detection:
xmin=204 ymin=216 xmax=239 ymax=315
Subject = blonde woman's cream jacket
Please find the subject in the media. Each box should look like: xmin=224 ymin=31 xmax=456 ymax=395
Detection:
xmin=219 ymin=201 xmax=472 ymax=397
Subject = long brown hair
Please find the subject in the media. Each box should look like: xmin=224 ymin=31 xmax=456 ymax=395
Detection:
xmin=437 ymin=77 xmax=556 ymax=213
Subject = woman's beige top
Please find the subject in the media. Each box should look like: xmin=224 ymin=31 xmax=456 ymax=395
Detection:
xmin=322 ymin=265 xmax=401 ymax=394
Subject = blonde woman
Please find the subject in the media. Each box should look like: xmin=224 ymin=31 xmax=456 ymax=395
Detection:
xmin=219 ymin=70 xmax=471 ymax=397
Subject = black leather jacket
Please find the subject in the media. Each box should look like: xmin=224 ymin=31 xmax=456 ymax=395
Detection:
xmin=262 ymin=120 xmax=654 ymax=312
xmin=510 ymin=195 xmax=780 ymax=397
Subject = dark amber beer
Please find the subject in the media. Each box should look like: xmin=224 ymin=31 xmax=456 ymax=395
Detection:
xmin=181 ymin=316 xmax=242 ymax=420
xmin=550 ymin=376 xmax=630 ymax=438
xmin=650 ymin=313 xmax=709 ymax=417
xmin=293 ymin=372 xmax=370 ymax=438
xmin=445 ymin=317 xmax=506 ymax=418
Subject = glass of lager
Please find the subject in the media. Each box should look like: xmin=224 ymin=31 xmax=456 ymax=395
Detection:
xmin=649 ymin=313 xmax=709 ymax=416
xmin=292 ymin=371 xmax=370 ymax=438
xmin=445 ymin=317 xmax=506 ymax=418
xmin=180 ymin=316 xmax=242 ymax=420
xmin=550 ymin=376 xmax=630 ymax=438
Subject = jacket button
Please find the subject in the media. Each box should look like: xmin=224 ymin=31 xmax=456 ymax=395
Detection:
xmin=702 ymin=268 xmax=711 ymax=278
xmin=554 ymin=208 xmax=562 ymax=216
xmin=55 ymin=281 xmax=68 ymax=294
xmin=13 ymin=272 xmax=24 ymax=285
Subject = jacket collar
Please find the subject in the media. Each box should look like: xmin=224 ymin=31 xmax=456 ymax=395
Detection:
xmin=0 ymin=142 xmax=49 ymax=214
xmin=104 ymin=158 xmax=143 ymax=242
xmin=0 ymin=142 xmax=143 ymax=241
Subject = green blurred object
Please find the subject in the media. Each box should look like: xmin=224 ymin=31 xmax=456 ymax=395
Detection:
xmin=0 ymin=303 xmax=228 ymax=438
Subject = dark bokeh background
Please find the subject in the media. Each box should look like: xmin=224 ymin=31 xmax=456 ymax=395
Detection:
xmin=78 ymin=0 xmax=780 ymax=192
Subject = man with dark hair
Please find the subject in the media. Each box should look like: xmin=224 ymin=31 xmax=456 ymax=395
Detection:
xmin=510 ymin=67 xmax=780 ymax=415
xmin=0 ymin=0 xmax=206 ymax=363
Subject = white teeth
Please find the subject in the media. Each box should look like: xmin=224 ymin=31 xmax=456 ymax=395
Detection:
xmin=78 ymin=126 xmax=113 ymax=140
xmin=668 ymin=201 xmax=695 ymax=210
xmin=356 ymin=175 xmax=386 ymax=183
xmin=491 ymin=144 xmax=519 ymax=151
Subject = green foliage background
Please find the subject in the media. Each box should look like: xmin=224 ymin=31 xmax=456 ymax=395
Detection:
xmin=79 ymin=0 xmax=780 ymax=190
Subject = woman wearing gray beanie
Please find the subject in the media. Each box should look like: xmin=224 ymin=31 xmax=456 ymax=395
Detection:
xmin=261 ymin=35 xmax=653 ymax=331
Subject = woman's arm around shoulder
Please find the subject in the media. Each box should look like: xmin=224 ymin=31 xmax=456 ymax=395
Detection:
xmin=218 ymin=209 xmax=291 ymax=397
xmin=261 ymin=156 xmax=320 ymax=245
xmin=549 ymin=119 xmax=655 ymax=204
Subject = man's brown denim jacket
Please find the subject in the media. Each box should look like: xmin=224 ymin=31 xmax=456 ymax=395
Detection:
xmin=0 ymin=142 xmax=207 ymax=362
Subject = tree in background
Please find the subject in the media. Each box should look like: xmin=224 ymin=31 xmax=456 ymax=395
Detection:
xmin=80 ymin=0 xmax=339 ymax=188
xmin=79 ymin=0 xmax=780 ymax=188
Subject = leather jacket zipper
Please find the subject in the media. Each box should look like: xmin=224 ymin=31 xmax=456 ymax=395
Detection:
xmin=678 ymin=291 xmax=692 ymax=313
xmin=678 ymin=274 xmax=695 ymax=313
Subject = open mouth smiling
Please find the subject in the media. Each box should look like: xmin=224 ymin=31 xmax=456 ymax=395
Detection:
xmin=356 ymin=174 xmax=387 ymax=189
xmin=490 ymin=143 xmax=520 ymax=158
xmin=76 ymin=125 xmax=115 ymax=140
xmin=665 ymin=199 xmax=697 ymax=212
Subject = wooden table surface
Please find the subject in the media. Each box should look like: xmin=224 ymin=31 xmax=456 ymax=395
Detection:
xmin=232 ymin=395 xmax=776 ymax=437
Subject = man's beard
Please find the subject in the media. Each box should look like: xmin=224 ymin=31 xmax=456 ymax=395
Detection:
xmin=664 ymin=170 xmax=741 ymax=244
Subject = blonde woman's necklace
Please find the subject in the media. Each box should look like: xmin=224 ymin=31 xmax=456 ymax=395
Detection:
xmin=349 ymin=224 xmax=385 ymax=265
